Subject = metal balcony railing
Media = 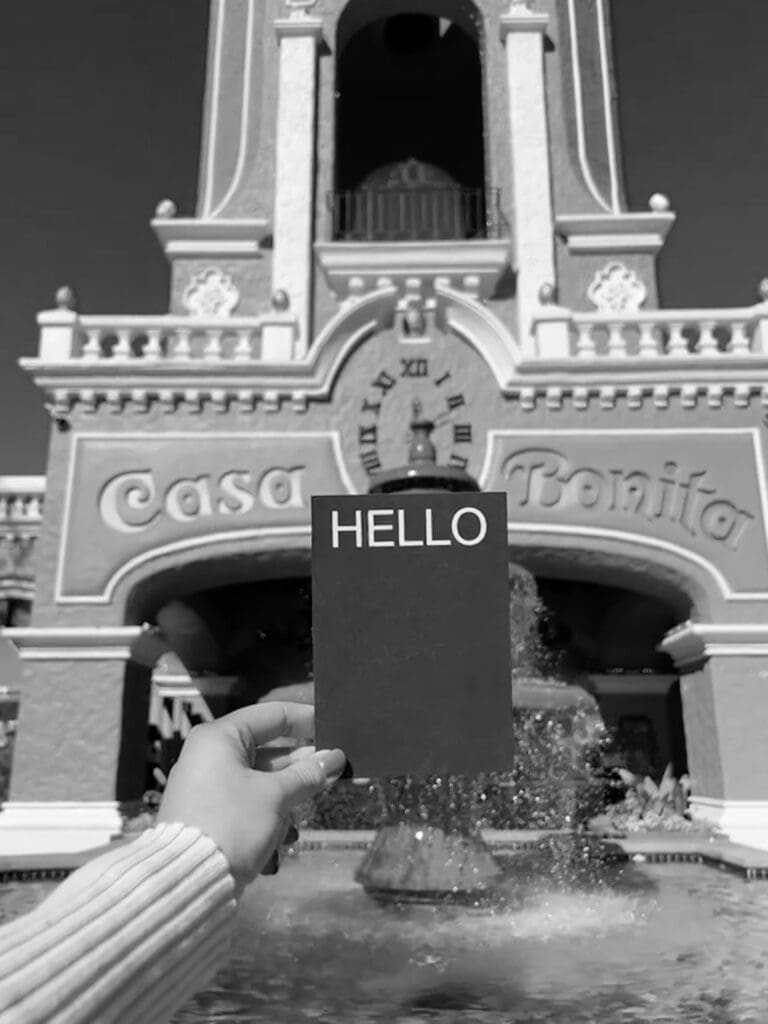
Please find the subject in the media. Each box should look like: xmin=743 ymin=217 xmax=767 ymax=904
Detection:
xmin=328 ymin=186 xmax=504 ymax=242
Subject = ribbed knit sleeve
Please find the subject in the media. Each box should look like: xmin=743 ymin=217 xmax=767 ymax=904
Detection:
xmin=0 ymin=822 xmax=238 ymax=1024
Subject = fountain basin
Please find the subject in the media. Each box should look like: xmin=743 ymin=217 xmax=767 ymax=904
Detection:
xmin=3 ymin=839 xmax=768 ymax=1023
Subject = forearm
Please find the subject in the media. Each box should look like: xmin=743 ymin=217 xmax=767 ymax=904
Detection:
xmin=0 ymin=822 xmax=237 ymax=1024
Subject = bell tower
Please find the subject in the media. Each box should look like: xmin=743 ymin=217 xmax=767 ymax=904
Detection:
xmin=153 ymin=0 xmax=674 ymax=356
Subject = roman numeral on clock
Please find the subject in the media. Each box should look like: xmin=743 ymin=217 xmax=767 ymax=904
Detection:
xmin=360 ymin=398 xmax=382 ymax=416
xmin=400 ymin=357 xmax=428 ymax=378
xmin=449 ymin=453 xmax=469 ymax=470
xmin=360 ymin=449 xmax=382 ymax=474
xmin=358 ymin=425 xmax=378 ymax=446
xmin=371 ymin=370 xmax=396 ymax=395
xmin=446 ymin=393 xmax=465 ymax=411
xmin=453 ymin=423 xmax=472 ymax=444
xmin=434 ymin=371 xmax=451 ymax=387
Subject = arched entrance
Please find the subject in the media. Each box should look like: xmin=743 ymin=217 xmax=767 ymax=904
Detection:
xmin=122 ymin=531 xmax=693 ymax=791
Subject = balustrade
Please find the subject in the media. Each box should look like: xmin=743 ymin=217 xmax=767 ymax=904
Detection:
xmin=0 ymin=478 xmax=45 ymax=526
xmin=565 ymin=310 xmax=761 ymax=361
xmin=328 ymin=186 xmax=504 ymax=242
xmin=75 ymin=316 xmax=268 ymax=362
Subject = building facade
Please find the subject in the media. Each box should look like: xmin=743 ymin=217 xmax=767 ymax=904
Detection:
xmin=3 ymin=0 xmax=768 ymax=853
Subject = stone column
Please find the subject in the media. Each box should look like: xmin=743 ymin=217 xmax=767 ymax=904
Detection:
xmin=271 ymin=6 xmax=324 ymax=359
xmin=499 ymin=3 xmax=556 ymax=343
xmin=0 ymin=627 xmax=149 ymax=854
xmin=660 ymin=621 xmax=768 ymax=849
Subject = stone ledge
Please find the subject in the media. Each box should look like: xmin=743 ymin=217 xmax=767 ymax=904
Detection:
xmin=4 ymin=829 xmax=768 ymax=882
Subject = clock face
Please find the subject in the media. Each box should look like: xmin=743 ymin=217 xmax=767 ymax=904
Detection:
xmin=335 ymin=328 xmax=500 ymax=489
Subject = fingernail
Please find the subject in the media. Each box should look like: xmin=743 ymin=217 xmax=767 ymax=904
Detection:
xmin=316 ymin=748 xmax=347 ymax=778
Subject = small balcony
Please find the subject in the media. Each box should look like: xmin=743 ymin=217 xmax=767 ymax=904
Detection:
xmin=327 ymin=185 xmax=505 ymax=243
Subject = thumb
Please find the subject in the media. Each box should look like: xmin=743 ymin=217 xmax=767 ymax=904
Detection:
xmin=275 ymin=748 xmax=347 ymax=809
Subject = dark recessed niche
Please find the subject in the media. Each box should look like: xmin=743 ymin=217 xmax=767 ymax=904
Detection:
xmin=383 ymin=14 xmax=438 ymax=56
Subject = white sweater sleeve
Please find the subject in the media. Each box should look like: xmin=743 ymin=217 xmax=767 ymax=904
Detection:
xmin=0 ymin=822 xmax=238 ymax=1024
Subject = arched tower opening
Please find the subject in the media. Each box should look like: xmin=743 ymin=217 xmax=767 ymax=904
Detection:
xmin=333 ymin=2 xmax=490 ymax=241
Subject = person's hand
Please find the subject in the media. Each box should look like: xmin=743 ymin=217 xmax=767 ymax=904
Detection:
xmin=157 ymin=701 xmax=346 ymax=891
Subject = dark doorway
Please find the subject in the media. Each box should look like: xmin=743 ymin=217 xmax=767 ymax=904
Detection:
xmin=333 ymin=11 xmax=488 ymax=240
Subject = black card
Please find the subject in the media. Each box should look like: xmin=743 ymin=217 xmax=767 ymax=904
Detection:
xmin=311 ymin=491 xmax=513 ymax=777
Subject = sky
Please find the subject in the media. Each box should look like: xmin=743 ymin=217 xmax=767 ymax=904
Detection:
xmin=1 ymin=0 xmax=768 ymax=474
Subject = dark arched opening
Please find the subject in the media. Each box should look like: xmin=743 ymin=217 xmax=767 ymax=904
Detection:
xmin=332 ymin=7 xmax=496 ymax=241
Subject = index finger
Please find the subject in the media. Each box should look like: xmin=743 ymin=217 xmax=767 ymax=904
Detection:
xmin=216 ymin=701 xmax=315 ymax=754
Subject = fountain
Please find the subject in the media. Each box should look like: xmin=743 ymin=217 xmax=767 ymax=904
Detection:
xmin=349 ymin=404 xmax=605 ymax=903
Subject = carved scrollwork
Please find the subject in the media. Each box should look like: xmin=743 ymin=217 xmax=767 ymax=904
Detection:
xmin=587 ymin=261 xmax=647 ymax=314
xmin=182 ymin=268 xmax=241 ymax=318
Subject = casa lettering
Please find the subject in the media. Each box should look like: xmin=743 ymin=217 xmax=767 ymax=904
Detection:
xmin=99 ymin=467 xmax=305 ymax=534
xmin=502 ymin=447 xmax=754 ymax=551
xmin=330 ymin=505 xmax=488 ymax=550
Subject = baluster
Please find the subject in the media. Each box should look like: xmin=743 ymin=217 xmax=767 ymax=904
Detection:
xmin=82 ymin=328 xmax=102 ymax=360
xmin=113 ymin=328 xmax=131 ymax=359
xmin=234 ymin=328 xmax=253 ymax=361
xmin=28 ymin=497 xmax=42 ymax=518
xmin=638 ymin=320 xmax=660 ymax=357
xmin=575 ymin=321 xmax=596 ymax=358
xmin=729 ymin=320 xmax=750 ymax=355
xmin=144 ymin=328 xmax=162 ymax=360
xmin=697 ymin=320 xmax=717 ymax=356
xmin=172 ymin=328 xmax=192 ymax=360
xmin=667 ymin=321 xmax=687 ymax=356
xmin=0 ymin=497 xmax=7 ymax=519
xmin=607 ymin=320 xmax=625 ymax=357
xmin=376 ymin=190 xmax=385 ymax=241
xmin=10 ymin=497 xmax=24 ymax=518
xmin=203 ymin=329 xmax=223 ymax=361
xmin=354 ymin=191 xmax=362 ymax=242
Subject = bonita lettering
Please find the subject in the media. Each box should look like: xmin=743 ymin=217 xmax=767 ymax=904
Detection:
xmin=503 ymin=448 xmax=754 ymax=550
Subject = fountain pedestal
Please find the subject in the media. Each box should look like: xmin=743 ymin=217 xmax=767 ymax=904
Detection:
xmin=355 ymin=823 xmax=502 ymax=903
xmin=355 ymin=408 xmax=502 ymax=902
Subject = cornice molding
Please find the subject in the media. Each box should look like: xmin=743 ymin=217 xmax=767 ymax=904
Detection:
xmin=314 ymin=240 xmax=511 ymax=301
xmin=658 ymin=621 xmax=768 ymax=670
xmin=2 ymin=626 xmax=144 ymax=661
xmin=274 ymin=15 xmax=323 ymax=41
xmin=21 ymin=373 xmax=768 ymax=417
xmin=151 ymin=218 xmax=271 ymax=259
xmin=555 ymin=211 xmax=676 ymax=254
xmin=499 ymin=9 xmax=549 ymax=38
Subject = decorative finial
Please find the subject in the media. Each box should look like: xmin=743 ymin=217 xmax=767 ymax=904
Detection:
xmin=538 ymin=282 xmax=556 ymax=305
xmin=55 ymin=285 xmax=78 ymax=311
xmin=758 ymin=278 xmax=768 ymax=303
xmin=154 ymin=198 xmax=177 ymax=219
xmin=648 ymin=193 xmax=670 ymax=213
xmin=271 ymin=289 xmax=290 ymax=312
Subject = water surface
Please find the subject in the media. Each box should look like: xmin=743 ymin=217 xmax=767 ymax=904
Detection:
xmin=3 ymin=849 xmax=766 ymax=1023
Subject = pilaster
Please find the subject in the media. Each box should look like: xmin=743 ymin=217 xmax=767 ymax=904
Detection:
xmin=660 ymin=621 xmax=768 ymax=849
xmin=0 ymin=627 xmax=150 ymax=854
xmin=499 ymin=3 xmax=555 ymax=340
xmin=272 ymin=8 xmax=324 ymax=358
